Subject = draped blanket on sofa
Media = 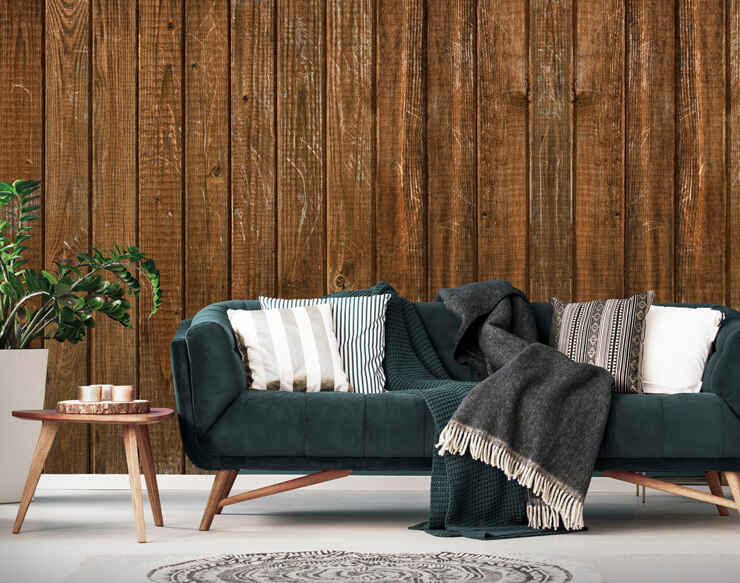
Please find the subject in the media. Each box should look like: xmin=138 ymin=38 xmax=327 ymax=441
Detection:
xmin=332 ymin=281 xmax=613 ymax=539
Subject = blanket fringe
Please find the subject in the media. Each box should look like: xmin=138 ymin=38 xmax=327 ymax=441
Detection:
xmin=436 ymin=420 xmax=584 ymax=531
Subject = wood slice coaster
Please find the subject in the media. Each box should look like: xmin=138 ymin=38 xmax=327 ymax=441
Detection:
xmin=56 ymin=400 xmax=150 ymax=415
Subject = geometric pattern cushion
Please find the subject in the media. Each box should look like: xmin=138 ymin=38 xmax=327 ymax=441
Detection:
xmin=549 ymin=291 xmax=655 ymax=394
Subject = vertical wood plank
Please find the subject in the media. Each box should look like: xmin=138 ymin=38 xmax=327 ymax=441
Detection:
xmin=139 ymin=0 xmax=184 ymax=474
xmin=184 ymin=0 xmax=229 ymax=474
xmin=427 ymin=0 xmax=476 ymax=294
xmin=44 ymin=0 xmax=90 ymax=473
xmin=676 ymin=0 xmax=726 ymax=304
xmin=376 ymin=0 xmax=426 ymax=300
xmin=729 ymin=0 xmax=740 ymax=311
xmin=231 ymin=0 xmax=276 ymax=299
xmin=625 ymin=0 xmax=675 ymax=302
xmin=185 ymin=0 xmax=230 ymax=315
xmin=277 ymin=0 xmax=326 ymax=298
xmin=529 ymin=0 xmax=573 ymax=302
xmin=0 ymin=0 xmax=44 ymax=271
xmin=326 ymin=0 xmax=374 ymax=293
xmin=574 ymin=0 xmax=624 ymax=300
xmin=477 ymin=0 xmax=528 ymax=290
xmin=90 ymin=0 xmax=137 ymax=474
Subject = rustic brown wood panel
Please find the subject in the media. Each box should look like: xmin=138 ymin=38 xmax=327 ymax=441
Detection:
xmin=231 ymin=0 xmax=277 ymax=299
xmin=326 ymin=0 xmax=374 ymax=293
xmin=529 ymin=0 xmax=573 ymax=302
xmin=184 ymin=0 xmax=230 ymax=314
xmin=574 ymin=0 xmax=625 ymax=300
xmin=427 ymin=0 xmax=476 ymax=293
xmin=139 ymin=0 xmax=184 ymax=474
xmin=0 ymin=0 xmax=43 ymax=271
xmin=277 ymin=0 xmax=326 ymax=298
xmin=44 ymin=0 xmax=90 ymax=473
xmin=477 ymin=0 xmax=528 ymax=291
xmin=90 ymin=0 xmax=138 ymax=474
xmin=376 ymin=0 xmax=426 ymax=300
xmin=625 ymin=0 xmax=675 ymax=302
xmin=184 ymin=0 xmax=230 ymax=473
xmin=730 ymin=0 xmax=740 ymax=311
xmin=676 ymin=0 xmax=726 ymax=304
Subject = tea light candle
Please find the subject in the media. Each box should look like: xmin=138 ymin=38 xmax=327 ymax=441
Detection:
xmin=111 ymin=385 xmax=134 ymax=402
xmin=100 ymin=384 xmax=113 ymax=401
xmin=78 ymin=385 xmax=102 ymax=402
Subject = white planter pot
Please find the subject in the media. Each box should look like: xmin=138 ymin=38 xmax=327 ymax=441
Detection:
xmin=0 ymin=349 xmax=49 ymax=503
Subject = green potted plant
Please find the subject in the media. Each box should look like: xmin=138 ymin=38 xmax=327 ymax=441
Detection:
xmin=0 ymin=179 xmax=161 ymax=501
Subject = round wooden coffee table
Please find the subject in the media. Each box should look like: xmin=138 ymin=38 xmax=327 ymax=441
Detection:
xmin=11 ymin=408 xmax=174 ymax=543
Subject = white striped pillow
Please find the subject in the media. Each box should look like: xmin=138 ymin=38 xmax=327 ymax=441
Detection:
xmin=227 ymin=304 xmax=351 ymax=392
xmin=260 ymin=294 xmax=391 ymax=394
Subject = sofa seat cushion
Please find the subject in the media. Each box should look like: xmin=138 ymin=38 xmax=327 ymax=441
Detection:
xmin=600 ymin=393 xmax=740 ymax=459
xmin=199 ymin=390 xmax=436 ymax=459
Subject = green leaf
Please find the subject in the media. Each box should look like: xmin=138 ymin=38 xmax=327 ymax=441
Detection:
xmin=0 ymin=281 xmax=17 ymax=300
xmin=42 ymin=271 xmax=58 ymax=285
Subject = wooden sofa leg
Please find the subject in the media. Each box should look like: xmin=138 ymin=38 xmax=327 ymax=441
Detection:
xmin=724 ymin=472 xmax=740 ymax=516
xmin=215 ymin=470 xmax=239 ymax=515
xmin=704 ymin=471 xmax=730 ymax=516
xmin=603 ymin=471 xmax=740 ymax=513
xmin=200 ymin=470 xmax=234 ymax=531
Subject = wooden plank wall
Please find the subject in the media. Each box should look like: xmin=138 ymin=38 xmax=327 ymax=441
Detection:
xmin=0 ymin=0 xmax=738 ymax=474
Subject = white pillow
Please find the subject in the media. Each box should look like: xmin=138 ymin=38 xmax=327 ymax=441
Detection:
xmin=641 ymin=306 xmax=723 ymax=394
xmin=227 ymin=304 xmax=351 ymax=392
xmin=260 ymin=294 xmax=391 ymax=394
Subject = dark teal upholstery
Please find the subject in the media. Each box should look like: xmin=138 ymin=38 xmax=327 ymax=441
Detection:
xmin=171 ymin=299 xmax=740 ymax=473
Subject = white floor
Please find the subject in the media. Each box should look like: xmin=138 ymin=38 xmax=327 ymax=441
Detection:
xmin=2 ymin=479 xmax=740 ymax=583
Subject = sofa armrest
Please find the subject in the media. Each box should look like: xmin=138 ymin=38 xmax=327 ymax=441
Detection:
xmin=184 ymin=303 xmax=248 ymax=436
xmin=702 ymin=315 xmax=740 ymax=418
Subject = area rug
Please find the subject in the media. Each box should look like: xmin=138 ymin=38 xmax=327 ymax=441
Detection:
xmin=146 ymin=550 xmax=594 ymax=582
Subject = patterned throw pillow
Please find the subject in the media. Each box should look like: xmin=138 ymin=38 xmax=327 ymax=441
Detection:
xmin=549 ymin=291 xmax=655 ymax=394
xmin=227 ymin=304 xmax=351 ymax=392
xmin=260 ymin=294 xmax=391 ymax=394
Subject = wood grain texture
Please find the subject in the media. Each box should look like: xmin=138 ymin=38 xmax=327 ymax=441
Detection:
xmin=326 ymin=0 xmax=374 ymax=293
xmin=185 ymin=0 xmax=230 ymax=314
xmin=56 ymin=400 xmax=150 ymax=415
xmin=123 ymin=424 xmax=146 ymax=542
xmin=231 ymin=0 xmax=277 ymax=299
xmin=44 ymin=0 xmax=91 ymax=474
xmin=625 ymin=0 xmax=675 ymax=302
xmin=376 ymin=0 xmax=426 ymax=300
xmin=90 ymin=0 xmax=137 ymax=475
xmin=675 ymin=0 xmax=726 ymax=304
xmin=574 ymin=0 xmax=625 ymax=300
xmin=427 ymin=0 xmax=476 ymax=293
xmin=277 ymin=0 xmax=326 ymax=298
xmin=730 ymin=0 xmax=740 ymax=311
xmin=529 ymin=0 xmax=573 ymax=302
xmin=139 ymin=0 xmax=184 ymax=474
xmin=0 ymin=0 xmax=43 ymax=271
xmin=477 ymin=0 xmax=528 ymax=290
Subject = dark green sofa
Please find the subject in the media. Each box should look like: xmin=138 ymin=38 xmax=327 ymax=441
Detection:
xmin=171 ymin=300 xmax=740 ymax=526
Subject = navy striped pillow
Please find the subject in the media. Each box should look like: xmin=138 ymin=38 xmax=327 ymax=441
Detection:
xmin=259 ymin=294 xmax=391 ymax=394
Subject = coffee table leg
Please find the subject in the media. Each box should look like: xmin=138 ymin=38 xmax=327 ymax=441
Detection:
xmin=123 ymin=424 xmax=146 ymax=543
xmin=135 ymin=425 xmax=163 ymax=526
xmin=13 ymin=421 xmax=60 ymax=534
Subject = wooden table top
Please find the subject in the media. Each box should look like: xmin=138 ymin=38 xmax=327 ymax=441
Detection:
xmin=12 ymin=408 xmax=175 ymax=425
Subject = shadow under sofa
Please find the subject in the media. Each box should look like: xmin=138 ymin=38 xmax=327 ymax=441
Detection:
xmin=171 ymin=299 xmax=740 ymax=529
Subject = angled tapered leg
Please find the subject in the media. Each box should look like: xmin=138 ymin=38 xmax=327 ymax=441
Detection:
xmin=705 ymin=471 xmax=730 ymax=516
xmin=135 ymin=425 xmax=163 ymax=526
xmin=725 ymin=472 xmax=740 ymax=516
xmin=13 ymin=421 xmax=60 ymax=534
xmin=200 ymin=470 xmax=233 ymax=531
xmin=215 ymin=470 xmax=238 ymax=515
xmin=123 ymin=425 xmax=146 ymax=543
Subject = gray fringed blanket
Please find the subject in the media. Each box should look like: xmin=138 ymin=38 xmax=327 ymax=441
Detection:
xmin=436 ymin=280 xmax=614 ymax=530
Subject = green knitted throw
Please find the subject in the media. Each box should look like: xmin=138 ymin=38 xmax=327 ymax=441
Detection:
xmin=330 ymin=282 xmax=565 ymax=539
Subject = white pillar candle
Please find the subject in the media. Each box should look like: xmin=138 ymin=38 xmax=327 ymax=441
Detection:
xmin=78 ymin=385 xmax=102 ymax=402
xmin=111 ymin=385 xmax=135 ymax=402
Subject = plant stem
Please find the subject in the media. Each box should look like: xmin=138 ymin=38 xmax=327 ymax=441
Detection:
xmin=0 ymin=291 xmax=51 ymax=344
